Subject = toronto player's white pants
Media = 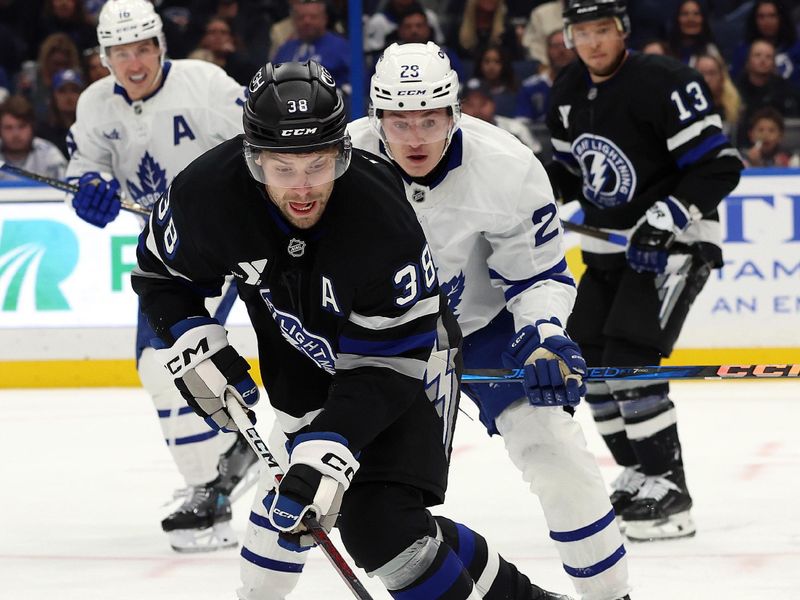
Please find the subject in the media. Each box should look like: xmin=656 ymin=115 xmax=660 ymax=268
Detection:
xmin=495 ymin=400 xmax=631 ymax=600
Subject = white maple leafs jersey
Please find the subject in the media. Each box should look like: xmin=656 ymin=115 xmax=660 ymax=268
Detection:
xmin=348 ymin=114 xmax=576 ymax=337
xmin=66 ymin=60 xmax=245 ymax=218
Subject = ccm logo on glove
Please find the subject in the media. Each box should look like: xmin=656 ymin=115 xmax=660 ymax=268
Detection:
xmin=165 ymin=336 xmax=212 ymax=374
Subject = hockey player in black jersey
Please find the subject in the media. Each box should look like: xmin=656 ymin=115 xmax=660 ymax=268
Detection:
xmin=546 ymin=0 xmax=743 ymax=541
xmin=133 ymin=60 xmax=569 ymax=600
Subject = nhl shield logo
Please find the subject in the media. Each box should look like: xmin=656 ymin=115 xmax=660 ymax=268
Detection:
xmin=411 ymin=188 xmax=426 ymax=203
xmin=288 ymin=238 xmax=306 ymax=257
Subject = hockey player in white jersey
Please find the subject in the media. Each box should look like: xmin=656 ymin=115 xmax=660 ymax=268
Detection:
xmin=65 ymin=0 xmax=255 ymax=552
xmin=235 ymin=42 xmax=632 ymax=600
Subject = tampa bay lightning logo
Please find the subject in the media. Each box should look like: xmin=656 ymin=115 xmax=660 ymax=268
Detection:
xmin=440 ymin=272 xmax=465 ymax=317
xmin=126 ymin=152 xmax=168 ymax=209
xmin=573 ymin=133 xmax=636 ymax=208
xmin=259 ymin=289 xmax=336 ymax=374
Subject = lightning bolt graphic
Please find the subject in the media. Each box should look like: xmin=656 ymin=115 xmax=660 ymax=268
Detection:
xmin=589 ymin=155 xmax=608 ymax=195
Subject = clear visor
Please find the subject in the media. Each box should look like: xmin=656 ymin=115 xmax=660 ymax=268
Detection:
xmin=376 ymin=111 xmax=453 ymax=145
xmin=244 ymin=139 xmax=351 ymax=189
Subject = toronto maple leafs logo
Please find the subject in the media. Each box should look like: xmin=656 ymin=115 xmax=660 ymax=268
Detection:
xmin=440 ymin=272 xmax=465 ymax=317
xmin=259 ymin=288 xmax=336 ymax=374
xmin=126 ymin=152 xmax=168 ymax=209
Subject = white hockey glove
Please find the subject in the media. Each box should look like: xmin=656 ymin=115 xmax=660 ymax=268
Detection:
xmin=266 ymin=432 xmax=359 ymax=550
xmin=627 ymin=196 xmax=700 ymax=274
xmin=154 ymin=316 xmax=259 ymax=432
xmin=502 ymin=318 xmax=587 ymax=407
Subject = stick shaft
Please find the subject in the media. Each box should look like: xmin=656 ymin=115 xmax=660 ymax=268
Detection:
xmin=560 ymin=220 xmax=628 ymax=246
xmin=463 ymin=364 xmax=800 ymax=383
xmin=225 ymin=400 xmax=375 ymax=600
xmin=0 ymin=161 xmax=151 ymax=216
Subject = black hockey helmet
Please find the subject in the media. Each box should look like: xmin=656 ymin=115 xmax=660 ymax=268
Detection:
xmin=563 ymin=0 xmax=630 ymax=48
xmin=243 ymin=60 xmax=348 ymax=152
xmin=242 ymin=60 xmax=351 ymax=187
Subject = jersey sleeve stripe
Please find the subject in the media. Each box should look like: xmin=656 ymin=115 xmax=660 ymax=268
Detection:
xmin=335 ymin=354 xmax=428 ymax=379
xmin=338 ymin=330 xmax=437 ymax=356
xmin=488 ymin=257 xmax=573 ymax=286
xmin=674 ymin=133 xmax=728 ymax=168
xmin=348 ymin=296 xmax=440 ymax=330
xmin=666 ymin=114 xmax=723 ymax=151
xmin=551 ymin=138 xmax=572 ymax=152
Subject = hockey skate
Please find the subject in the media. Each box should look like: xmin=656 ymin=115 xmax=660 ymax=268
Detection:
xmin=161 ymin=484 xmax=237 ymax=553
xmin=609 ymin=466 xmax=646 ymax=532
xmin=622 ymin=470 xmax=696 ymax=542
xmin=216 ymin=432 xmax=260 ymax=503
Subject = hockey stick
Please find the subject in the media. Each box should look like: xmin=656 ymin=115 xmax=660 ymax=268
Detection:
xmin=224 ymin=398 xmax=375 ymax=600
xmin=462 ymin=364 xmax=800 ymax=383
xmin=0 ymin=160 xmax=151 ymax=216
xmin=560 ymin=220 xmax=627 ymax=246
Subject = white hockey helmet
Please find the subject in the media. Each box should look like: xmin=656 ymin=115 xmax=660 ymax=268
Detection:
xmin=369 ymin=42 xmax=461 ymax=156
xmin=97 ymin=0 xmax=166 ymax=65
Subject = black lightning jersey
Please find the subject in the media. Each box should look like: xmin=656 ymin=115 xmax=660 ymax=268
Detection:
xmin=547 ymin=51 xmax=743 ymax=269
xmin=133 ymin=136 xmax=462 ymax=503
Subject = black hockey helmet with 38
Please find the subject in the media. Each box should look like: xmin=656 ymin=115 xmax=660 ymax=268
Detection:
xmin=243 ymin=60 xmax=348 ymax=153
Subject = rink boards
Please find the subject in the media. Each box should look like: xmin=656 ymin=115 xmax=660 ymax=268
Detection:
xmin=0 ymin=169 xmax=798 ymax=387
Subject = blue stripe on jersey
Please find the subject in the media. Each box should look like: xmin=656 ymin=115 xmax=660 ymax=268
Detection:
xmin=241 ymin=546 xmax=305 ymax=573
xmin=554 ymin=149 xmax=579 ymax=166
xmin=549 ymin=508 xmax=616 ymax=542
xmin=157 ymin=406 xmax=195 ymax=418
xmin=454 ymin=523 xmax=476 ymax=568
xmin=489 ymin=258 xmax=575 ymax=301
xmin=338 ymin=330 xmax=436 ymax=356
xmin=563 ymin=544 xmax=627 ymax=578
xmin=675 ymin=133 xmax=728 ymax=168
xmin=391 ymin=548 xmax=463 ymax=600
xmin=169 ymin=429 xmax=218 ymax=446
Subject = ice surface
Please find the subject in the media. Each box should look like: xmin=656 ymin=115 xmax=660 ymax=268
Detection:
xmin=1 ymin=382 xmax=798 ymax=599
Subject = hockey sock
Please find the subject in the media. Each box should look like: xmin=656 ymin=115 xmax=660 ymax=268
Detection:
xmin=435 ymin=517 xmax=536 ymax=599
xmin=614 ymin=384 xmax=685 ymax=476
xmin=585 ymin=382 xmax=638 ymax=467
xmin=385 ymin=539 xmax=475 ymax=600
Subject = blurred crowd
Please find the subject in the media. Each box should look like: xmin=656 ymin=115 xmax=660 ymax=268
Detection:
xmin=3 ymin=0 xmax=800 ymax=175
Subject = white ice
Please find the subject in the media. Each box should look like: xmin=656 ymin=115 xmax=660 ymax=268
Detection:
xmin=1 ymin=382 xmax=798 ymax=600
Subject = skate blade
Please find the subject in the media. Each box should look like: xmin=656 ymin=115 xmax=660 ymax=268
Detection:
xmin=624 ymin=510 xmax=696 ymax=542
xmin=168 ymin=521 xmax=238 ymax=553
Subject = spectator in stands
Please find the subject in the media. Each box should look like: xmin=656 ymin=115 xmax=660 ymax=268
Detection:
xmin=515 ymin=28 xmax=574 ymax=123
xmin=195 ymin=16 xmax=259 ymax=85
xmin=37 ymin=0 xmax=97 ymax=53
xmin=461 ymin=77 xmax=541 ymax=152
xmin=37 ymin=68 xmax=83 ymax=159
xmin=457 ymin=0 xmax=521 ymax=59
xmin=273 ymin=0 xmax=351 ymax=91
xmin=211 ymin=0 xmax=271 ymax=67
xmin=641 ymin=38 xmax=671 ymax=55
xmin=268 ymin=0 xmax=300 ymax=59
xmin=391 ymin=5 xmax=465 ymax=81
xmin=736 ymin=38 xmax=800 ymax=133
xmin=667 ymin=0 xmax=723 ymax=67
xmin=23 ymin=33 xmax=82 ymax=125
xmin=730 ymin=1 xmax=800 ymax=90
xmin=520 ymin=0 xmax=561 ymax=65
xmin=0 ymin=95 xmax=66 ymax=181
xmin=365 ymin=0 xmax=445 ymax=54
xmin=695 ymin=53 xmax=742 ymax=132
xmin=740 ymin=106 xmax=796 ymax=166
xmin=0 ymin=67 xmax=9 ymax=104
xmin=471 ymin=42 xmax=519 ymax=117
xmin=81 ymin=47 xmax=109 ymax=84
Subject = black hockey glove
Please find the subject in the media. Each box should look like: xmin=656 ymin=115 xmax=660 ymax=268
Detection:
xmin=265 ymin=432 xmax=359 ymax=550
xmin=627 ymin=197 xmax=698 ymax=274
xmin=154 ymin=316 xmax=259 ymax=432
